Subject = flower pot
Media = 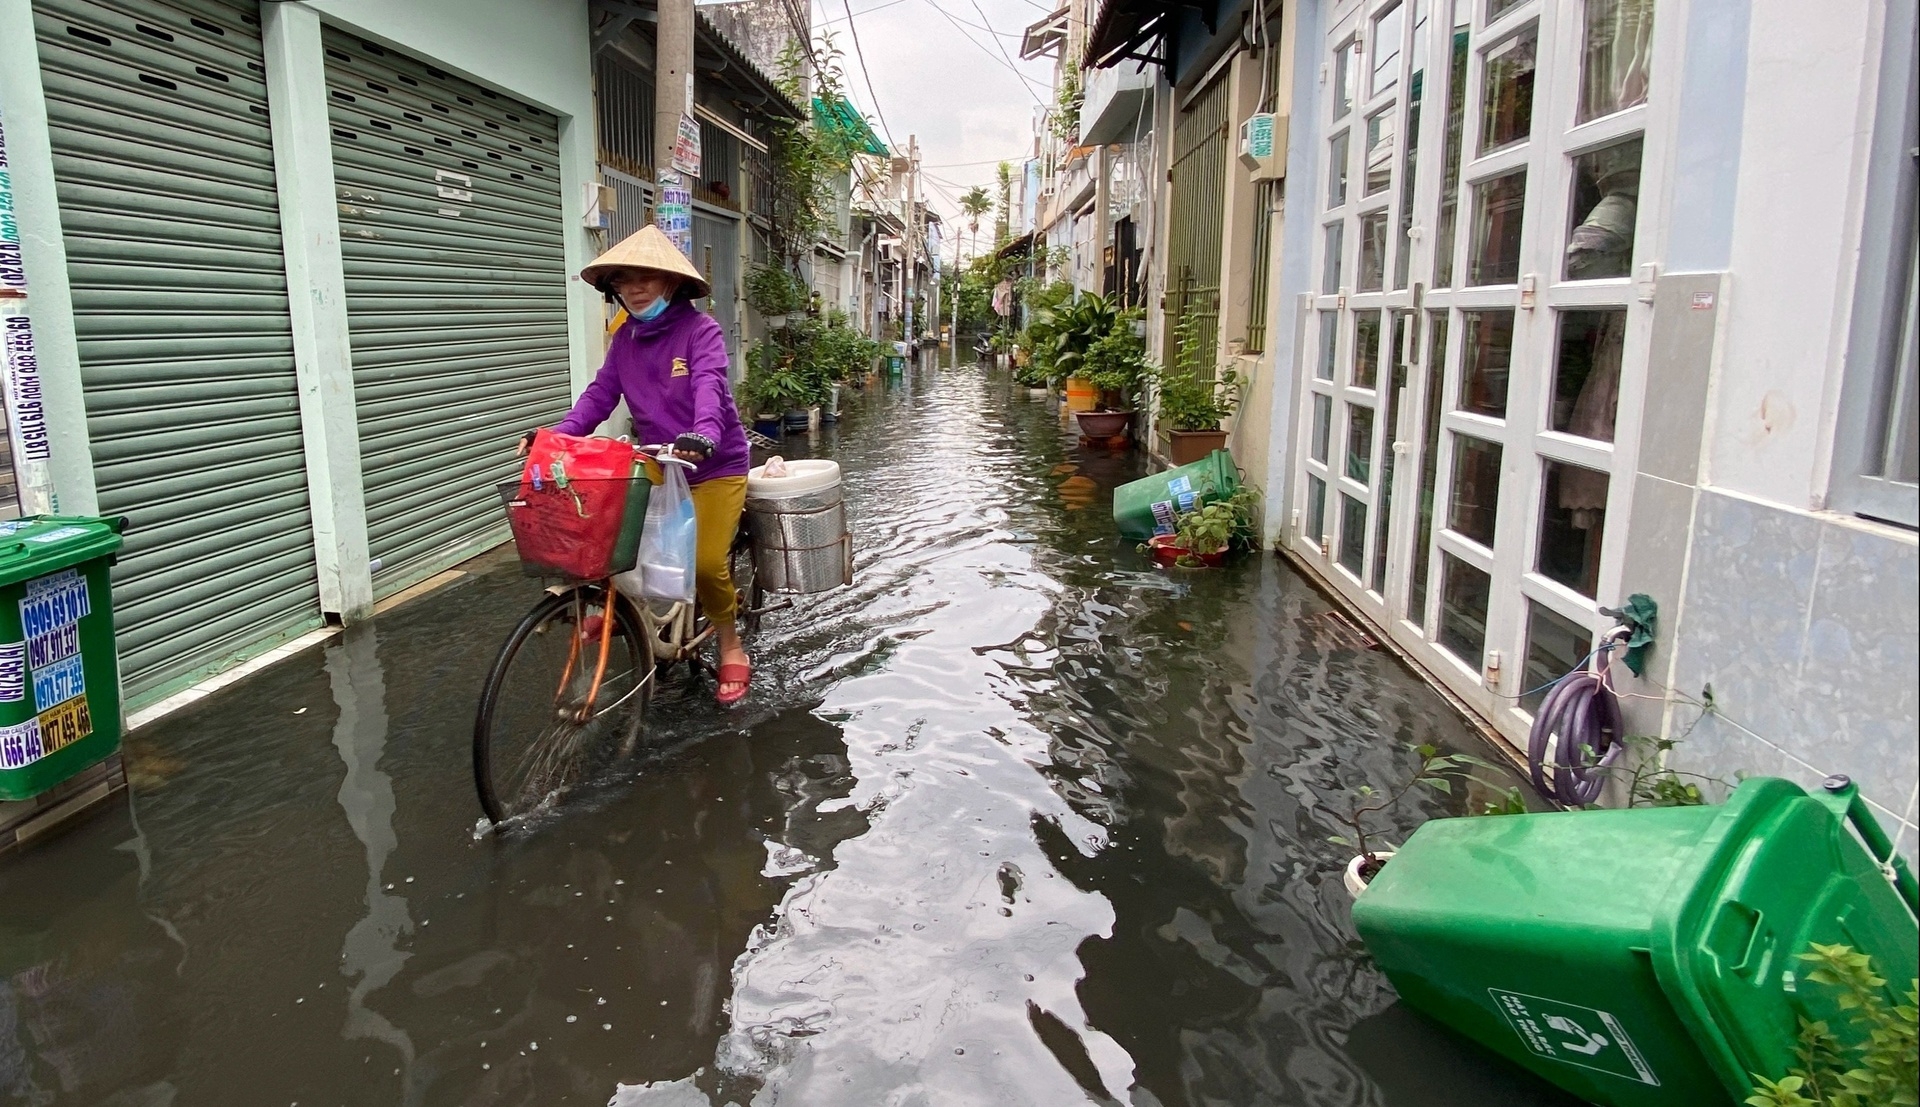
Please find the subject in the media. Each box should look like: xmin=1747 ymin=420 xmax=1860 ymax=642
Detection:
xmin=1063 ymin=376 xmax=1099 ymax=412
xmin=751 ymin=414 xmax=784 ymax=438
xmin=765 ymin=312 xmax=790 ymax=329
xmin=1146 ymin=534 xmax=1226 ymax=568
xmin=1163 ymin=428 xmax=1230 ymax=467
xmin=1344 ymin=851 xmax=1396 ymax=897
xmin=807 ymin=405 xmax=822 ymax=432
xmin=1026 ymin=387 xmax=1050 ymax=400
xmin=782 ymin=408 xmax=810 ymax=430
xmin=1073 ymin=410 xmax=1132 ymax=438
xmin=821 ymin=383 xmax=841 ymax=425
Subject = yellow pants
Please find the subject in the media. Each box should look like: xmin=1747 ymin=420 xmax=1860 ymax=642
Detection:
xmin=689 ymin=475 xmax=747 ymax=627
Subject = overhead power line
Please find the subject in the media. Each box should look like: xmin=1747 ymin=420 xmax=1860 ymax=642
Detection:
xmin=915 ymin=0 xmax=1047 ymax=103
xmin=840 ymin=0 xmax=899 ymax=150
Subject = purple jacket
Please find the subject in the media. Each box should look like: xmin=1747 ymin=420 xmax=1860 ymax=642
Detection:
xmin=554 ymin=300 xmax=751 ymax=484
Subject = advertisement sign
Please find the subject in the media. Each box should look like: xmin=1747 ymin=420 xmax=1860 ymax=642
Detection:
xmin=653 ymin=169 xmax=694 ymax=258
xmin=2 ymin=313 xmax=49 ymax=462
xmin=0 ymin=110 xmax=24 ymax=294
xmin=672 ymin=113 xmax=702 ymax=177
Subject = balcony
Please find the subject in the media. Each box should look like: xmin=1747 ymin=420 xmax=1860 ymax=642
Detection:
xmin=1082 ymin=63 xmax=1155 ymax=145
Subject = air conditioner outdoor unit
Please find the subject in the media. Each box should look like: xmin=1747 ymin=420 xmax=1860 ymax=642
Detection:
xmin=1237 ymin=112 xmax=1288 ymax=182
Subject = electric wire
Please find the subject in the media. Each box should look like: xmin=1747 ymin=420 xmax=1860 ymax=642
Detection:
xmin=840 ymin=0 xmax=900 ymax=150
xmin=914 ymin=0 xmax=1048 ymax=103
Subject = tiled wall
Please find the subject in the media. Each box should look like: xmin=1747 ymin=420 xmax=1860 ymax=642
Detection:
xmin=1664 ymin=489 xmax=1919 ymax=859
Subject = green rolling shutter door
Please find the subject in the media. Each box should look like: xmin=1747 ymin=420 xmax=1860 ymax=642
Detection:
xmin=321 ymin=30 xmax=572 ymax=593
xmin=33 ymin=0 xmax=322 ymax=700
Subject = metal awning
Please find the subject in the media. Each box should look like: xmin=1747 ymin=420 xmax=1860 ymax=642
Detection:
xmin=1081 ymin=0 xmax=1181 ymax=71
xmin=996 ymin=231 xmax=1036 ymax=259
xmin=813 ymin=95 xmax=888 ymax=157
xmin=588 ymin=0 xmax=806 ymax=121
xmin=1021 ymin=6 xmax=1069 ymax=60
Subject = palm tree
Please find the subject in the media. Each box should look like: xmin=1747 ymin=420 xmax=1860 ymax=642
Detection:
xmin=958 ymin=186 xmax=993 ymax=346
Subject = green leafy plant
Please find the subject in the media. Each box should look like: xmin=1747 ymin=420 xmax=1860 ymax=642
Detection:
xmin=1171 ymin=486 xmax=1261 ymax=561
xmin=1082 ymin=309 xmax=1149 ymax=409
xmin=746 ymin=264 xmax=810 ymax=316
xmin=1049 ymin=66 xmax=1083 ymax=143
xmin=1329 ymin=744 xmax=1504 ymax=869
xmin=1746 ymin=944 xmax=1918 ymax=1107
xmin=1153 ymin=313 xmax=1242 ymax=431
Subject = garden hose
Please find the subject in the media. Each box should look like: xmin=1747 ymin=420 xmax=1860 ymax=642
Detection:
xmin=1527 ymin=632 xmax=1630 ymax=806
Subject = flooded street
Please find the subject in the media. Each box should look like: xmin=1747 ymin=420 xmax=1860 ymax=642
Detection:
xmin=1 ymin=365 xmax=1580 ymax=1107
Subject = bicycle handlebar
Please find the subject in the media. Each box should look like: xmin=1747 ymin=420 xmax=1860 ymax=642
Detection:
xmin=641 ymin=444 xmax=698 ymax=470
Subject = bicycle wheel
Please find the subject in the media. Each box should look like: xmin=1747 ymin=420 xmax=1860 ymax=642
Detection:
xmin=473 ymin=586 xmax=653 ymax=825
xmin=729 ymin=529 xmax=765 ymax=638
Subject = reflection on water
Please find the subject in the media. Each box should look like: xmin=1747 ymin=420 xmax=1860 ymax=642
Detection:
xmin=0 ymin=365 xmax=1579 ymax=1106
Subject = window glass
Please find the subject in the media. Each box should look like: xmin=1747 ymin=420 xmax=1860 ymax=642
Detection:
xmin=1317 ymin=310 xmax=1339 ymax=379
xmin=1488 ymin=0 xmax=1525 ymax=19
xmin=1448 ymin=435 xmax=1502 ymax=546
xmin=1354 ymin=309 xmax=1382 ymax=388
xmin=1469 ymin=169 xmax=1526 ymax=285
xmin=1372 ymin=312 xmax=1414 ymax=593
xmin=1479 ymin=25 xmax=1538 ymax=154
xmin=1394 ymin=7 xmax=1428 ymax=292
xmin=1459 ymin=309 xmax=1514 ymax=416
xmin=1579 ymin=0 xmax=1654 ymax=124
xmin=1409 ymin=310 xmax=1450 ymax=626
xmin=1553 ymin=309 xmax=1626 ymax=441
xmin=1312 ymin=393 xmax=1333 ymax=462
xmin=1365 ymin=109 xmax=1396 ymax=196
xmin=1340 ymin=494 xmax=1369 ymax=575
xmin=1439 ymin=555 xmax=1492 ymax=667
xmin=1334 ymin=38 xmax=1361 ymax=120
xmin=1347 ymin=405 xmax=1376 ymax=482
xmin=1566 ymin=137 xmax=1643 ymax=280
xmin=1538 ymin=460 xmax=1609 ymax=597
xmin=1358 ymin=210 xmax=1390 ymax=291
xmin=1522 ymin=602 xmax=1592 ymax=713
xmin=1323 ymin=222 xmax=1346 ymax=293
xmin=1432 ymin=7 xmax=1471 ymax=288
xmin=1307 ymin=476 xmax=1328 ymax=545
xmin=1328 ymin=130 xmax=1351 ymax=207
xmin=1372 ymin=3 xmax=1405 ymax=97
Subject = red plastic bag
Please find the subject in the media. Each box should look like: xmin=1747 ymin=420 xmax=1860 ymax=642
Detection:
xmin=505 ymin=430 xmax=639 ymax=580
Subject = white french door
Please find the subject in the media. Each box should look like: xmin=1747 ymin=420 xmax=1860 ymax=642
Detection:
xmin=1292 ymin=0 xmax=1664 ymax=747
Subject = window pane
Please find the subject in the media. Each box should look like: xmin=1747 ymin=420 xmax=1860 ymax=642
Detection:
xmin=1364 ymin=108 xmax=1395 ymax=196
xmin=1347 ymin=405 xmax=1376 ymax=482
xmin=1323 ymin=222 xmax=1345 ymax=293
xmin=1328 ymin=129 xmax=1351 ymax=207
xmin=1433 ymin=8 xmax=1471 ymax=288
xmin=1372 ymin=312 xmax=1414 ymax=593
xmin=1448 ymin=435 xmax=1502 ymax=546
xmin=1340 ymin=494 xmax=1369 ymax=574
xmin=1566 ymin=137 xmax=1643 ymax=280
xmin=1307 ymin=476 xmax=1328 ymax=545
xmin=1354 ymin=309 xmax=1382 ymax=388
xmin=1469 ymin=169 xmax=1527 ymax=285
xmin=1554 ymin=309 xmax=1626 ymax=441
xmin=1539 ymin=460 xmax=1609 ymax=597
xmin=1439 ymin=555 xmax=1492 ymax=667
xmin=1394 ymin=23 xmax=1426 ymax=292
xmin=1488 ymin=0 xmax=1525 ymax=19
xmin=1479 ymin=25 xmax=1538 ymax=154
xmin=1312 ymin=392 xmax=1333 ymax=462
xmin=1409 ymin=310 xmax=1449 ymax=626
xmin=1317 ymin=310 xmax=1339 ymax=379
xmin=1522 ymin=602 xmax=1592 ymax=713
xmin=1460 ymin=309 xmax=1514 ymax=417
xmin=1578 ymin=0 xmax=1654 ymax=124
xmin=1372 ymin=3 xmax=1405 ymax=97
xmin=1335 ymin=39 xmax=1361 ymax=120
xmin=1358 ymin=210 xmax=1390 ymax=291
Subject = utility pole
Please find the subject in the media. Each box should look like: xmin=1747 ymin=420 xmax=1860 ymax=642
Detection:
xmin=653 ymin=0 xmax=695 ymax=257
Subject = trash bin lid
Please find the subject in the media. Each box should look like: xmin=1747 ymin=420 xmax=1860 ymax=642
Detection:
xmin=748 ymin=459 xmax=842 ymax=499
xmin=1651 ymin=776 xmax=1920 ymax=1100
xmin=0 ymin=516 xmax=125 ymax=588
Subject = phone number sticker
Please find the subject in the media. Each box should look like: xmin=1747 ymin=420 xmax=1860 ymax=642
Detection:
xmin=37 ymin=694 xmax=93 ymax=756
xmin=31 ymin=653 xmax=84 ymax=711
xmin=0 ymin=718 xmax=44 ymax=770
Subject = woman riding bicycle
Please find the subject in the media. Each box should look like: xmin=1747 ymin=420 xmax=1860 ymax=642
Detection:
xmin=522 ymin=225 xmax=753 ymax=705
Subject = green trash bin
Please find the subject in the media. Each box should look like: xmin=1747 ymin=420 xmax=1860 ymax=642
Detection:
xmin=0 ymin=516 xmax=126 ymax=801
xmin=1352 ymin=776 xmax=1919 ymax=1107
xmin=886 ymin=355 xmax=905 ymax=375
xmin=1111 ymin=450 xmax=1239 ymax=540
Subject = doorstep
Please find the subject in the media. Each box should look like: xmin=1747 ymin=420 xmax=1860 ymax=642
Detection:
xmin=0 ymin=753 xmax=126 ymax=857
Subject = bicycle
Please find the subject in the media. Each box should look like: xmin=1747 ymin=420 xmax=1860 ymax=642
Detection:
xmin=472 ymin=449 xmax=774 ymax=826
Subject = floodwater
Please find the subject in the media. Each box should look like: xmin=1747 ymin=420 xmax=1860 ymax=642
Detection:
xmin=0 ymin=364 xmax=1584 ymax=1107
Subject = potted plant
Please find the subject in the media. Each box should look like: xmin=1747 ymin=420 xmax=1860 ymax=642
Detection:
xmin=1033 ymin=293 xmax=1118 ymax=412
xmin=1146 ymin=487 xmax=1259 ymax=567
xmin=1149 ymin=314 xmax=1241 ymax=464
xmin=1332 ymin=743 xmax=1494 ymax=895
xmin=746 ymin=263 xmax=808 ymax=328
xmin=1074 ymin=308 xmax=1148 ymax=440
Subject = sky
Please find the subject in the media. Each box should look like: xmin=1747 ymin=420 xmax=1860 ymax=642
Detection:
xmin=809 ymin=0 xmax=1062 ymax=248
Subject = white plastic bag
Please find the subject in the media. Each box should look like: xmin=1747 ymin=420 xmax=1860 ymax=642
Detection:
xmin=634 ymin=461 xmax=698 ymax=604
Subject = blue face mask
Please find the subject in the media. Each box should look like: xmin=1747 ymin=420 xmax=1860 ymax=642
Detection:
xmin=635 ymin=296 xmax=670 ymax=322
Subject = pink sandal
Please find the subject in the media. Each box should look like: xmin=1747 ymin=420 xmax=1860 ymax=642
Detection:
xmin=716 ymin=661 xmax=751 ymax=706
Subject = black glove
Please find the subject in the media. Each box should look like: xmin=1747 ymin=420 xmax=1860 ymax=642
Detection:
xmin=519 ymin=428 xmax=540 ymax=453
xmin=673 ymin=432 xmax=715 ymax=460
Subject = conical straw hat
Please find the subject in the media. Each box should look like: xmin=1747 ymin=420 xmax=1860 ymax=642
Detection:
xmin=580 ymin=225 xmax=711 ymax=299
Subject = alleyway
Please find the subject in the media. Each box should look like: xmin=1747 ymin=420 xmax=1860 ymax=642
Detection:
xmin=0 ymin=365 xmax=1579 ymax=1107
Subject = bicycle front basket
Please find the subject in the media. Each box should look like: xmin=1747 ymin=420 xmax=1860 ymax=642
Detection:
xmin=498 ymin=476 xmax=650 ymax=581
